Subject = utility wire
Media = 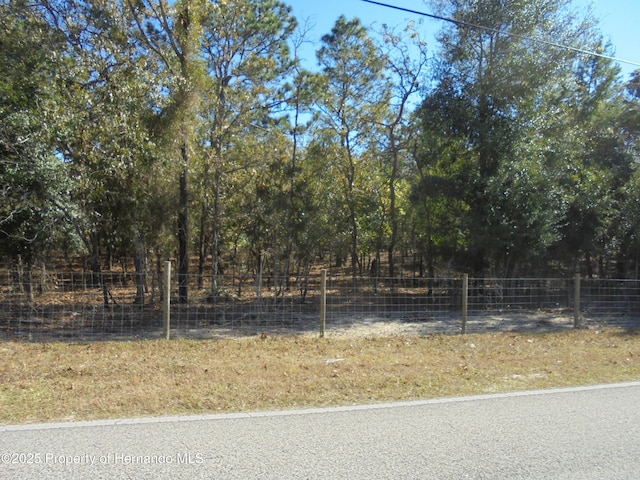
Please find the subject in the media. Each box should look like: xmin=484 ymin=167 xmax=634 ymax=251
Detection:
xmin=361 ymin=0 xmax=640 ymax=68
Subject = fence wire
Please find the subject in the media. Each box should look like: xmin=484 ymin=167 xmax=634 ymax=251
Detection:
xmin=1 ymin=271 xmax=639 ymax=341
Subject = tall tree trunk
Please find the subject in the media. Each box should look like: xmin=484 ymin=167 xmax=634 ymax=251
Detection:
xmin=133 ymin=231 xmax=147 ymax=306
xmin=211 ymin=143 xmax=222 ymax=295
xmin=90 ymin=232 xmax=109 ymax=307
xmin=388 ymin=131 xmax=399 ymax=280
xmin=346 ymin=153 xmax=359 ymax=283
xmin=197 ymin=204 xmax=207 ymax=290
xmin=17 ymin=257 xmax=35 ymax=305
xmin=178 ymin=144 xmax=189 ymax=303
xmin=349 ymin=204 xmax=359 ymax=282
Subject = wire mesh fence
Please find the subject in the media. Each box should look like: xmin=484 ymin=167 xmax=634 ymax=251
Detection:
xmin=1 ymin=269 xmax=640 ymax=342
xmin=581 ymin=278 xmax=640 ymax=324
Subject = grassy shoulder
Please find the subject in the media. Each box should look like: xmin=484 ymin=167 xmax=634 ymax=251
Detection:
xmin=2 ymin=329 xmax=640 ymax=425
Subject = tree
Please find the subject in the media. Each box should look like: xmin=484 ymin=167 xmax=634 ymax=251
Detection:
xmin=31 ymin=0 xmax=163 ymax=304
xmin=418 ymin=0 xmax=602 ymax=276
xmin=614 ymin=71 xmax=640 ymax=277
xmin=412 ymin=78 xmax=474 ymax=276
xmin=315 ymin=16 xmax=388 ymax=280
xmin=561 ymin=59 xmax=637 ymax=277
xmin=377 ymin=22 xmax=429 ymax=278
xmin=128 ymin=0 xmax=207 ymax=303
xmin=526 ymin=27 xmax=631 ymax=277
xmin=196 ymin=0 xmax=296 ymax=290
xmin=0 ymin=1 xmax=76 ymax=297
xmin=277 ymin=20 xmax=322 ymax=284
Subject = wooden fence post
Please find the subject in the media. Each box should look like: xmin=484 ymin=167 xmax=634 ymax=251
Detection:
xmin=163 ymin=261 xmax=171 ymax=340
xmin=320 ymin=269 xmax=327 ymax=338
xmin=462 ymin=273 xmax=468 ymax=335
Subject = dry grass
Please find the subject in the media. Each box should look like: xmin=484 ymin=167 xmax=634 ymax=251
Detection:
xmin=2 ymin=329 xmax=640 ymax=425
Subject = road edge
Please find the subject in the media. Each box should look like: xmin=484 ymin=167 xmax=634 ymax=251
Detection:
xmin=4 ymin=380 xmax=640 ymax=432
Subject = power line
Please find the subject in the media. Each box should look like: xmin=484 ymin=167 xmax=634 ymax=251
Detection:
xmin=361 ymin=0 xmax=640 ymax=68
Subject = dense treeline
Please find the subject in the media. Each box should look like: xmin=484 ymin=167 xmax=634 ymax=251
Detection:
xmin=1 ymin=0 xmax=639 ymax=301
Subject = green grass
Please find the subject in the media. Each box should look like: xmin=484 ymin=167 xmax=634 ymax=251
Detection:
xmin=2 ymin=329 xmax=640 ymax=425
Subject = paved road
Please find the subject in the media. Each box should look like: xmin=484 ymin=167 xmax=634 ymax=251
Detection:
xmin=2 ymin=382 xmax=640 ymax=479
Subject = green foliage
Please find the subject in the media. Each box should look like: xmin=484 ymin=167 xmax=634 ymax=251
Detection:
xmin=0 ymin=1 xmax=77 ymax=266
xmin=414 ymin=0 xmax=638 ymax=276
xmin=1 ymin=0 xmax=639 ymax=281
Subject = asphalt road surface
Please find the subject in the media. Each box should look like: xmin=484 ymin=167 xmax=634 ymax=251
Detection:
xmin=2 ymin=382 xmax=640 ymax=479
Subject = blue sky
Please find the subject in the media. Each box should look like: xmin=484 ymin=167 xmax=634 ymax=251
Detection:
xmin=285 ymin=0 xmax=639 ymax=79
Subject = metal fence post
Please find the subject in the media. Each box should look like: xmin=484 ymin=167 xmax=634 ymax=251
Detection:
xmin=574 ymin=274 xmax=581 ymax=329
xmin=320 ymin=269 xmax=327 ymax=338
xmin=163 ymin=261 xmax=171 ymax=340
xmin=462 ymin=273 xmax=468 ymax=335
